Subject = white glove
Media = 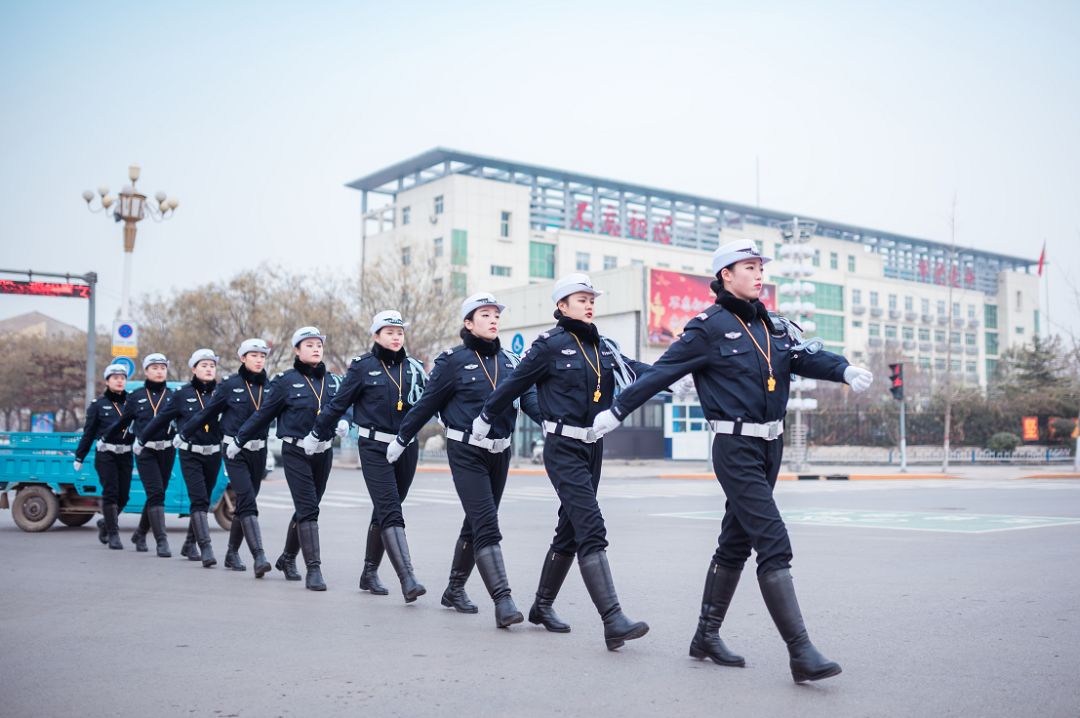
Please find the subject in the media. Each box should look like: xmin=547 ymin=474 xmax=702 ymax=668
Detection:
xmin=335 ymin=419 xmax=349 ymax=439
xmin=172 ymin=435 xmax=183 ymax=449
xmin=302 ymin=431 xmax=320 ymax=455
xmin=471 ymin=415 xmax=491 ymax=442
xmin=591 ymin=409 xmax=622 ymax=439
xmin=844 ymin=366 xmax=874 ymax=393
xmin=73 ymin=460 xmax=83 ymax=472
xmin=226 ymin=442 xmax=242 ymax=459
xmin=132 ymin=441 xmax=144 ymax=456
xmin=386 ymin=438 xmax=406 ymax=464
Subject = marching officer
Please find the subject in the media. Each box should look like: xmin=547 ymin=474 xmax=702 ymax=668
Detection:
xmin=235 ymin=327 xmax=344 ymax=591
xmin=471 ymin=273 xmax=653 ymax=650
xmin=183 ymin=338 xmax=273 ymax=577
xmin=142 ymin=348 xmax=223 ymax=568
xmin=389 ymin=293 xmax=542 ymax=628
xmin=307 ymin=310 xmax=428 ymax=603
xmin=591 ymin=239 xmax=873 ymax=682
xmin=107 ymin=353 xmax=176 ymax=558
xmin=74 ymin=363 xmax=136 ymax=550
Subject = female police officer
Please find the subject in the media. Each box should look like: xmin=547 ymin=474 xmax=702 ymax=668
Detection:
xmin=591 ymin=239 xmax=873 ymax=682
xmin=107 ymin=353 xmax=176 ymax=558
xmin=235 ymin=327 xmax=345 ymax=591
xmin=471 ymin=274 xmax=652 ymax=650
xmin=142 ymin=348 xmax=223 ymax=568
xmin=74 ymin=363 xmax=136 ymax=550
xmin=389 ymin=293 xmax=542 ymax=627
xmin=183 ymin=339 xmax=272 ymax=577
xmin=306 ymin=310 xmax=427 ymax=603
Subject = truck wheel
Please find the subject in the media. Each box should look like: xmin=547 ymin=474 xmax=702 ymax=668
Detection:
xmin=12 ymin=486 xmax=60 ymax=532
xmin=58 ymin=512 xmax=94 ymax=527
xmin=213 ymin=487 xmax=236 ymax=531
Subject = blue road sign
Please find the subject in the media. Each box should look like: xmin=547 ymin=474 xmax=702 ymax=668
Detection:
xmin=511 ymin=333 xmax=524 ymax=354
xmin=112 ymin=356 xmax=136 ymax=378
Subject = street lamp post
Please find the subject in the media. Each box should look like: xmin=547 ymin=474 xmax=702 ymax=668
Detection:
xmin=82 ymin=165 xmax=178 ymax=318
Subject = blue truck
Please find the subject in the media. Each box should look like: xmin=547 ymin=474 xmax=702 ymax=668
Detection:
xmin=0 ymin=381 xmax=235 ymax=533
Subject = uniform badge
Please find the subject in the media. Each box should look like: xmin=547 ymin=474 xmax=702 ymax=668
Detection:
xmin=291 ymin=383 xmax=305 ymax=388
xmin=232 ymin=388 xmax=244 ymax=393
xmin=464 ymin=363 xmax=478 ymax=370
xmin=138 ymin=398 xmax=147 ymax=403
xmin=368 ymin=370 xmax=382 ymax=376
xmin=186 ymin=397 xmax=197 ymax=402
xmin=724 ymin=331 xmax=743 ymax=340
xmin=561 ymin=348 xmax=577 ymax=355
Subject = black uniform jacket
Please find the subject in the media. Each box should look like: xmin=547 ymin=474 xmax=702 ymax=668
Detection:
xmin=181 ymin=365 xmax=269 ymax=440
xmin=142 ymin=378 xmax=223 ymax=446
xmin=75 ymin=389 xmax=135 ymax=461
xmin=105 ymin=380 xmax=175 ymax=443
xmin=236 ymin=359 xmax=340 ymax=444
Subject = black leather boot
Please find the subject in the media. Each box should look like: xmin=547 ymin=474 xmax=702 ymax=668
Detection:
xmin=192 ymin=511 xmax=216 ymax=568
xmin=358 ymin=522 xmax=388 ymax=595
xmin=275 ymin=520 xmax=302 ymax=581
xmin=97 ymin=514 xmax=108 ymax=545
xmin=297 ymin=520 xmax=326 ymax=591
xmin=475 ymin=544 xmax=524 ymax=628
xmin=182 ymin=520 xmax=201 ymax=562
xmin=131 ymin=508 xmax=149 ymax=552
xmin=148 ymin=506 xmax=171 ymax=558
xmin=441 ymin=538 xmax=478 ymax=613
xmin=578 ymin=551 xmax=649 ymax=651
xmin=759 ymin=569 xmax=842 ymax=683
xmin=528 ymin=549 xmax=573 ymax=633
xmin=240 ymin=516 xmax=272 ymax=578
xmin=381 ymin=526 xmax=426 ymax=603
xmin=103 ymin=503 xmax=123 ymax=550
xmin=689 ymin=561 xmax=745 ymax=666
xmin=224 ymin=518 xmax=246 ymax=571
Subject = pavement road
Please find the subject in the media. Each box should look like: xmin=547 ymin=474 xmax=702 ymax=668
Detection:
xmin=2 ymin=463 xmax=1079 ymax=717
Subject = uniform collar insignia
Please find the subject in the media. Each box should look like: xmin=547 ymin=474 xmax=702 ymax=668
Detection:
xmin=724 ymin=331 xmax=743 ymax=340
xmin=561 ymin=348 xmax=577 ymax=355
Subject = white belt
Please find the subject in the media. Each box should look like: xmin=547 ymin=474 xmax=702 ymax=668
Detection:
xmin=97 ymin=442 xmax=132 ymax=454
xmin=446 ymin=428 xmax=511 ymax=454
xmin=179 ymin=442 xmax=221 ymax=455
xmin=224 ymin=436 xmax=265 ymax=451
xmin=282 ymin=436 xmax=332 ymax=453
xmin=357 ymin=428 xmax=407 ymax=445
xmin=710 ymin=419 xmax=785 ymax=441
xmin=542 ymin=420 xmax=598 ymax=444
xmin=142 ymin=440 xmax=171 ymax=451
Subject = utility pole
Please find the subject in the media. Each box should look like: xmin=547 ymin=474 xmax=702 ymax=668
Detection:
xmin=942 ymin=197 xmax=957 ymax=473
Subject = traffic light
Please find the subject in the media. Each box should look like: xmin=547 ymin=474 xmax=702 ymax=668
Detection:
xmin=888 ymin=363 xmax=904 ymax=401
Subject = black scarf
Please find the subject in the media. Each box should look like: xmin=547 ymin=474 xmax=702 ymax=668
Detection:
xmin=238 ymin=364 xmax=267 ymax=385
xmin=372 ymin=343 xmax=406 ymax=365
xmin=104 ymin=389 xmax=127 ymax=403
xmin=143 ymin=379 xmax=167 ymax=393
xmin=191 ymin=377 xmax=217 ymax=395
xmin=293 ymin=356 xmax=327 ymax=379
xmin=556 ymin=315 xmax=601 ymax=344
xmin=715 ymin=288 xmax=776 ymax=333
xmin=461 ymin=330 xmax=501 ymax=357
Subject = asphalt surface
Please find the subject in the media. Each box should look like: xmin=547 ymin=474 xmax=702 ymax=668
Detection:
xmin=2 ymin=463 xmax=1079 ymax=717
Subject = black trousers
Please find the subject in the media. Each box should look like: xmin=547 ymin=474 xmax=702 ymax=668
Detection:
xmin=544 ymin=434 xmax=608 ymax=558
xmin=281 ymin=442 xmax=333 ymax=524
xmin=357 ymin=437 xmax=418 ymax=529
xmin=96 ymin=451 xmax=134 ymax=510
xmin=447 ymin=440 xmax=511 ymax=551
xmin=179 ymin=449 xmax=222 ymax=514
xmin=226 ymin=447 xmax=267 ymax=518
xmin=136 ymin=447 xmax=175 ymax=508
xmin=710 ymin=433 xmax=791 ymax=576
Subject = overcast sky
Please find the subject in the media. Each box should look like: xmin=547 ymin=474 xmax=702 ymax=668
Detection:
xmin=2 ymin=0 xmax=1077 ymax=341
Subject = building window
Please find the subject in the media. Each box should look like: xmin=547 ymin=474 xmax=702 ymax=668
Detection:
xmin=1034 ymin=309 xmax=1039 ymax=335
xmin=965 ymin=361 xmax=977 ymax=374
xmin=450 ymin=272 xmax=467 ymax=296
xmin=812 ymin=250 xmax=821 ymax=267
xmin=870 ymin=291 xmax=879 ymax=307
xmin=813 ymin=314 xmax=844 ymax=343
xmin=434 ymin=195 xmax=444 ymax=215
xmin=433 ymin=277 xmax=443 ymax=293
xmin=852 ymin=288 xmax=862 ymax=305
xmin=937 ymin=300 xmax=946 ymax=315
xmin=951 ymin=359 xmax=961 ymax=372
xmin=918 ymin=357 xmax=931 ymax=369
xmin=575 ymin=252 xmax=590 ymax=272
xmin=604 ymin=255 xmax=617 ymax=270
xmin=904 ymin=296 xmax=913 ymax=312
xmin=490 ymin=265 xmax=512 ymax=277
xmin=847 ymin=255 xmax=856 ymax=272
xmin=921 ymin=298 xmax=930 ymax=314
xmin=630 ymin=259 xmax=644 ymax=267
xmin=1015 ymin=291 xmax=1022 ymax=311
xmin=985 ymin=332 xmax=999 ymax=355
xmin=529 ymin=241 xmax=556 ymax=279
xmin=779 ymin=279 xmax=842 ymax=311
xmin=852 ymin=320 xmax=863 ymax=328
xmin=885 ymin=325 xmax=898 ymax=339
xmin=500 ymin=211 xmax=512 ymax=239
xmin=965 ymin=333 xmax=976 ymax=346
xmin=902 ymin=326 xmax=914 ymax=340
xmin=952 ymin=332 xmax=962 ymax=345
xmin=967 ymin=304 xmax=975 ymax=319
xmin=869 ymin=323 xmax=880 ymax=338
xmin=986 ymin=358 xmax=999 ymax=378
xmin=985 ymin=304 xmax=998 ymax=329
xmin=935 ymin=358 xmax=946 ymax=371
xmin=829 ymin=252 xmax=838 ymax=270
xmin=402 ymin=206 xmax=410 ymax=225
xmin=918 ymin=328 xmax=930 ymax=341
xmin=888 ymin=294 xmax=898 ymax=310
xmin=451 ymin=229 xmax=468 ymax=266
xmin=401 ymin=246 xmax=411 ymax=266
xmin=952 ymin=302 xmax=961 ymax=317
xmin=1015 ymin=326 xmax=1024 ymax=335
xmin=935 ymin=329 xmax=945 ymax=343
xmin=433 ymin=236 xmax=443 ymax=258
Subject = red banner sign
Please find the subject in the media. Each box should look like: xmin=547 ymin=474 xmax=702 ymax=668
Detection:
xmin=0 ymin=279 xmax=91 ymax=299
xmin=648 ymin=268 xmax=776 ymax=345
xmin=1021 ymin=416 xmax=1039 ymax=442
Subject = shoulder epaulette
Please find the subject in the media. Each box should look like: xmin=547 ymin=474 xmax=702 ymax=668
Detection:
xmin=538 ymin=326 xmax=565 ymax=340
xmin=351 ymin=352 xmax=373 ymax=363
xmin=694 ymin=305 xmax=723 ymax=321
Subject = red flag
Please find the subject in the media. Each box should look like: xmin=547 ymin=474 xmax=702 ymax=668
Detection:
xmin=1037 ymin=242 xmax=1046 ymax=277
